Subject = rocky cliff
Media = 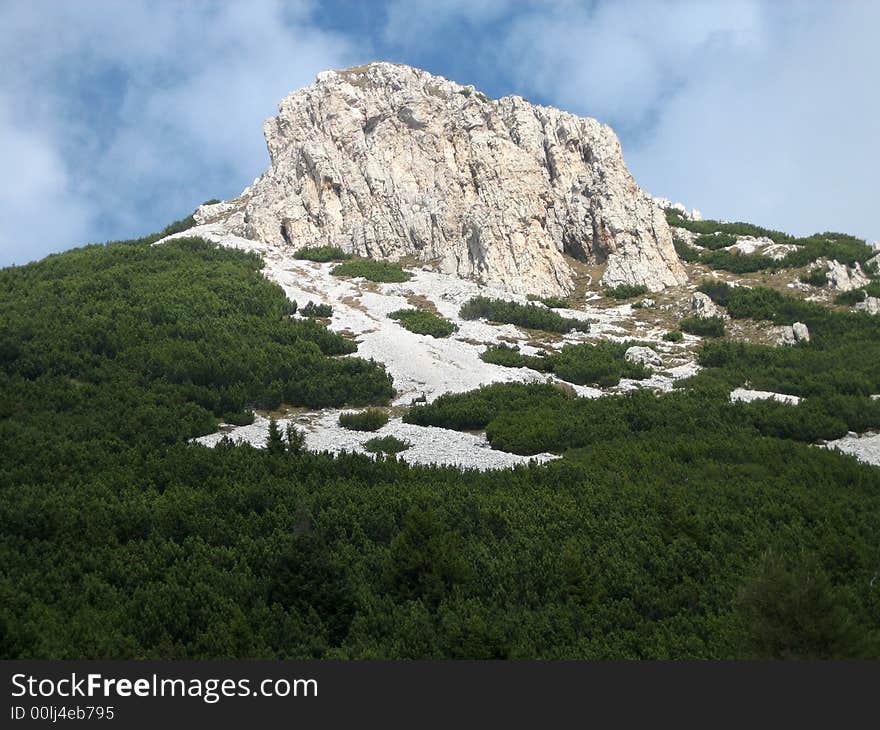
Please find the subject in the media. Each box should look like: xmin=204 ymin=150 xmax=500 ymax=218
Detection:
xmin=196 ymin=62 xmax=686 ymax=296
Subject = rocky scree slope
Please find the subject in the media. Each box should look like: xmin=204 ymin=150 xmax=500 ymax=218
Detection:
xmin=195 ymin=62 xmax=686 ymax=297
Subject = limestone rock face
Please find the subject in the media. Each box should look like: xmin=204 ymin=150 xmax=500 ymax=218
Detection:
xmin=197 ymin=62 xmax=686 ymax=297
xmin=827 ymin=260 xmax=869 ymax=291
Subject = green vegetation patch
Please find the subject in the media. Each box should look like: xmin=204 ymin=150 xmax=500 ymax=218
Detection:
xmin=331 ymin=259 xmax=412 ymax=283
xmin=481 ymin=341 xmax=651 ymax=387
xmin=668 ymin=211 xmax=874 ymax=273
xmin=673 ymin=237 xmax=702 ymax=263
xmin=686 ymin=281 xmax=880 ymax=396
xmin=459 ymin=296 xmax=590 ymax=333
xmin=405 ymin=382 xmax=880 ymax=455
xmin=663 ymin=330 xmax=684 ymax=342
xmin=549 ymin=342 xmax=651 ymax=387
xmin=294 ymin=246 xmax=352 ymax=262
xmin=680 ymin=316 xmax=726 ymax=338
xmin=665 ymin=208 xmax=792 ymax=243
xmin=694 ymin=232 xmax=738 ymax=250
xmin=799 ymin=267 xmax=829 ymax=287
xmin=301 ymin=301 xmax=333 ymax=318
xmin=388 ymin=309 xmax=458 ymax=338
xmin=363 ymin=435 xmax=410 ymax=454
xmin=480 ymin=344 xmax=547 ymax=371
xmin=0 ymin=236 xmax=393 ymax=433
xmin=527 ymin=295 xmax=568 ymax=308
xmin=604 ymin=284 xmax=649 ymax=300
xmin=339 ymin=408 xmax=390 ymax=431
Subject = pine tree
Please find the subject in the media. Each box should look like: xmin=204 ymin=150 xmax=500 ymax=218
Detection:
xmin=266 ymin=417 xmax=285 ymax=456
xmin=286 ymin=424 xmax=307 ymax=455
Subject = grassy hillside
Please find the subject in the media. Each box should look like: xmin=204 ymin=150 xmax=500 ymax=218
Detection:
xmin=1 ymin=233 xmax=879 ymax=659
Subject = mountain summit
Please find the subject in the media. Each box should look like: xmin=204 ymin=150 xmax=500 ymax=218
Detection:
xmin=195 ymin=62 xmax=686 ymax=296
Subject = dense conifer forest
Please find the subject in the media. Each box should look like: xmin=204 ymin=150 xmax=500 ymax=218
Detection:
xmin=1 ymin=230 xmax=879 ymax=659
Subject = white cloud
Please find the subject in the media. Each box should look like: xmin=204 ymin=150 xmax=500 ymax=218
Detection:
xmin=0 ymin=96 xmax=92 ymax=263
xmin=631 ymin=4 xmax=880 ymax=241
xmin=495 ymin=1 xmax=879 ymax=241
xmin=0 ymin=0 xmax=357 ymax=265
xmin=501 ymin=0 xmax=765 ymax=130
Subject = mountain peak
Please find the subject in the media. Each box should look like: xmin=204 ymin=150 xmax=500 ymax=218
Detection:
xmin=196 ymin=62 xmax=686 ymax=295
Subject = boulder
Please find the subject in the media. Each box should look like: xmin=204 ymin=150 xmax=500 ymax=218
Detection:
xmin=792 ymin=321 xmax=810 ymax=342
xmin=625 ymin=346 xmax=662 ymax=367
xmin=855 ymin=297 xmax=880 ymax=315
xmin=690 ymin=291 xmax=719 ymax=318
xmin=776 ymin=322 xmax=810 ymax=345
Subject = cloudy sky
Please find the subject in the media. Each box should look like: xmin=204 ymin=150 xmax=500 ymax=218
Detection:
xmin=1 ymin=0 xmax=877 ymax=265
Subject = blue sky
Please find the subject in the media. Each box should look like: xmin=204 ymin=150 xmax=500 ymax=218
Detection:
xmin=1 ymin=0 xmax=878 ymax=266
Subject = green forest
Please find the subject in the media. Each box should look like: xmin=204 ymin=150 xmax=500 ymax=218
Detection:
xmin=1 ymin=230 xmax=879 ymax=659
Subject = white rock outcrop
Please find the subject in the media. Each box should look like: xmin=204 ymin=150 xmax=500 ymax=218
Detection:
xmin=625 ymin=346 xmax=662 ymax=367
xmin=653 ymin=197 xmax=702 ymax=221
xmin=826 ymin=260 xmax=869 ymax=291
xmin=792 ymin=322 xmax=810 ymax=342
xmin=775 ymin=321 xmax=810 ymax=345
xmin=690 ymin=291 xmax=719 ymax=319
xmin=730 ymin=388 xmax=801 ymax=405
xmin=197 ymin=62 xmax=686 ymax=297
xmin=855 ymin=296 xmax=880 ymax=314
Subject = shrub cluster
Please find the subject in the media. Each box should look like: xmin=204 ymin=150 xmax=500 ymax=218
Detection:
xmin=665 ymin=208 xmax=792 ymax=243
xmin=294 ymin=246 xmax=352 ymax=262
xmin=546 ymin=341 xmax=651 ymax=387
xmin=406 ymin=382 xmax=880 ymax=457
xmin=694 ymin=232 xmax=738 ymax=250
xmin=480 ymin=343 xmax=547 ymax=371
xmin=527 ymin=295 xmax=568 ymax=308
xmin=363 ymin=435 xmax=410 ymax=454
xmin=482 ymin=340 xmax=653 ymax=387
xmin=679 ymin=316 xmax=726 ymax=337
xmin=331 ymin=260 xmax=412 ymax=283
xmin=604 ymin=284 xmax=649 ymax=300
xmin=459 ymin=297 xmax=590 ymax=333
xmin=799 ymin=267 xmax=829 ymax=287
xmin=685 ymin=282 xmax=880 ymax=396
xmin=301 ymin=301 xmax=333 ymax=318
xmin=834 ymin=282 xmax=880 ymax=305
xmin=0 ymin=237 xmax=394 ymax=430
xmin=339 ymin=409 xmax=390 ymax=431
xmin=405 ymin=382 xmax=572 ymax=431
xmin=673 ymin=237 xmax=702 ymax=263
xmin=389 ymin=309 xmax=457 ymax=338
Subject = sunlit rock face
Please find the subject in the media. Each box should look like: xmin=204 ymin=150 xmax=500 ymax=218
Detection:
xmin=196 ymin=62 xmax=686 ymax=297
